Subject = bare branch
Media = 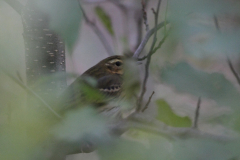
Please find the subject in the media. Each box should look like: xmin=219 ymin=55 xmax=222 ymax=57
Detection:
xmin=78 ymin=1 xmax=115 ymax=56
xmin=193 ymin=97 xmax=201 ymax=129
xmin=0 ymin=66 xmax=62 ymax=119
xmin=3 ymin=0 xmax=23 ymax=15
xmin=135 ymin=11 xmax=143 ymax=52
xmin=142 ymin=91 xmax=155 ymax=112
xmin=127 ymin=113 xmax=236 ymax=142
xmin=151 ymin=8 xmax=156 ymax=15
xmin=227 ymin=57 xmax=240 ymax=86
xmin=213 ymin=15 xmax=220 ymax=31
xmin=126 ymin=121 xmax=234 ymax=142
xmin=142 ymin=0 xmax=149 ymax=32
xmin=213 ymin=15 xmax=240 ymax=86
xmin=132 ymin=21 xmax=168 ymax=59
xmin=136 ymin=0 xmax=162 ymax=112
xmin=138 ymin=29 xmax=170 ymax=61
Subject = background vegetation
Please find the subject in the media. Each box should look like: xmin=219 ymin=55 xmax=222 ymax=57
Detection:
xmin=1 ymin=0 xmax=240 ymax=160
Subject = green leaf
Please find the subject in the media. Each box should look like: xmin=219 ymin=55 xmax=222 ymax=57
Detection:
xmin=173 ymin=138 xmax=240 ymax=160
xmin=95 ymin=6 xmax=114 ymax=36
xmin=51 ymin=107 xmax=107 ymax=142
xmin=79 ymin=77 xmax=106 ymax=102
xmin=98 ymin=137 xmax=172 ymax=160
xmin=161 ymin=62 xmax=240 ymax=110
xmin=35 ymin=0 xmax=82 ymax=53
xmin=156 ymin=99 xmax=192 ymax=127
xmin=0 ymin=127 xmax=34 ymax=160
xmin=169 ymin=0 xmax=240 ymax=58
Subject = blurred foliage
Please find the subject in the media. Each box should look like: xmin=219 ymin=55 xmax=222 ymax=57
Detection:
xmin=95 ymin=6 xmax=114 ymax=36
xmin=172 ymin=138 xmax=240 ymax=160
xmin=97 ymin=136 xmax=172 ymax=160
xmin=80 ymin=77 xmax=106 ymax=103
xmin=161 ymin=62 xmax=240 ymax=110
xmin=156 ymin=99 xmax=192 ymax=127
xmin=168 ymin=0 xmax=240 ymax=58
xmin=122 ymin=58 xmax=140 ymax=100
xmin=34 ymin=0 xmax=82 ymax=53
xmin=52 ymin=107 xmax=107 ymax=142
xmin=1 ymin=0 xmax=240 ymax=160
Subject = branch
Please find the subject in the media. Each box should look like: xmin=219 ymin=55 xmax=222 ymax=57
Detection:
xmin=213 ymin=15 xmax=240 ymax=86
xmin=138 ymin=29 xmax=170 ymax=61
xmin=3 ymin=0 xmax=23 ymax=15
xmin=142 ymin=0 xmax=149 ymax=32
xmin=141 ymin=91 xmax=154 ymax=112
xmin=213 ymin=15 xmax=240 ymax=87
xmin=0 ymin=66 xmax=62 ymax=119
xmin=127 ymin=113 xmax=236 ymax=142
xmin=127 ymin=121 xmax=234 ymax=142
xmin=227 ymin=57 xmax=240 ymax=86
xmin=78 ymin=1 xmax=115 ymax=56
xmin=213 ymin=15 xmax=220 ymax=32
xmin=136 ymin=0 xmax=162 ymax=112
xmin=132 ymin=21 xmax=168 ymax=59
xmin=193 ymin=97 xmax=201 ymax=129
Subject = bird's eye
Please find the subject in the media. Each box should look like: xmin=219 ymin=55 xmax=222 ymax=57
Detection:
xmin=115 ymin=61 xmax=122 ymax=66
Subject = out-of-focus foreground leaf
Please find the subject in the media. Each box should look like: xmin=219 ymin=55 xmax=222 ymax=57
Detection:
xmin=123 ymin=59 xmax=140 ymax=100
xmin=156 ymin=99 xmax=192 ymax=127
xmin=98 ymin=137 xmax=172 ymax=160
xmin=95 ymin=6 xmax=114 ymax=36
xmin=161 ymin=62 xmax=240 ymax=110
xmin=35 ymin=0 xmax=82 ymax=53
xmin=173 ymin=138 xmax=240 ymax=160
xmin=0 ymin=127 xmax=34 ymax=160
xmin=52 ymin=107 xmax=108 ymax=142
xmin=168 ymin=0 xmax=240 ymax=58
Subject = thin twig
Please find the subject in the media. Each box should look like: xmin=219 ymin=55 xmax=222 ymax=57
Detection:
xmin=213 ymin=15 xmax=220 ymax=32
xmin=142 ymin=0 xmax=149 ymax=32
xmin=78 ymin=1 xmax=115 ymax=56
xmin=135 ymin=11 xmax=143 ymax=52
xmin=227 ymin=57 xmax=240 ymax=86
xmin=3 ymin=0 xmax=23 ymax=15
xmin=152 ymin=29 xmax=170 ymax=53
xmin=136 ymin=0 xmax=162 ymax=112
xmin=126 ymin=121 xmax=235 ymax=142
xmin=0 ymin=67 xmax=62 ymax=119
xmin=142 ymin=91 xmax=155 ymax=112
xmin=213 ymin=15 xmax=240 ymax=86
xmin=138 ymin=29 xmax=170 ymax=61
xmin=127 ymin=113 xmax=236 ymax=142
xmin=132 ymin=21 xmax=168 ymax=59
xmin=193 ymin=97 xmax=201 ymax=129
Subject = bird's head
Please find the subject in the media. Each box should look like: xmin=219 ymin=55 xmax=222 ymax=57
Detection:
xmin=82 ymin=55 xmax=124 ymax=79
xmin=103 ymin=55 xmax=123 ymax=75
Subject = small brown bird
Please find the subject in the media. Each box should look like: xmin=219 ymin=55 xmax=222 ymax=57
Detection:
xmin=56 ymin=55 xmax=125 ymax=153
xmin=61 ymin=55 xmax=124 ymax=111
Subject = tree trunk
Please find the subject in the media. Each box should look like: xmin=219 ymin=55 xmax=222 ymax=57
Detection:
xmin=22 ymin=0 xmax=66 ymax=101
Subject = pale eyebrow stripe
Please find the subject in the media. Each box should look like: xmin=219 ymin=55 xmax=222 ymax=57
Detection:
xmin=108 ymin=59 xmax=122 ymax=64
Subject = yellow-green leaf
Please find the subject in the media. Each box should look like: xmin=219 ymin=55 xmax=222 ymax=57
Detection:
xmin=95 ymin=6 xmax=114 ymax=36
xmin=156 ymin=99 xmax=192 ymax=127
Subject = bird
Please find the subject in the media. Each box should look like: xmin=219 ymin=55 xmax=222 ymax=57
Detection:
xmin=60 ymin=55 xmax=124 ymax=114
